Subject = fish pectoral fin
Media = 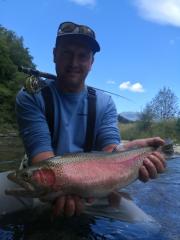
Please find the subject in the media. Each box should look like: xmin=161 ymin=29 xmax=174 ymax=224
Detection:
xmin=118 ymin=191 xmax=133 ymax=200
xmin=106 ymin=191 xmax=132 ymax=208
xmin=84 ymin=196 xmax=155 ymax=223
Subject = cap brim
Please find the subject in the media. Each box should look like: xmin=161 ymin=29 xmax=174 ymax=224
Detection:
xmin=57 ymin=33 xmax=100 ymax=53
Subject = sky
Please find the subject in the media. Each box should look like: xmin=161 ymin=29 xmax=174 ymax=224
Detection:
xmin=0 ymin=0 xmax=180 ymax=113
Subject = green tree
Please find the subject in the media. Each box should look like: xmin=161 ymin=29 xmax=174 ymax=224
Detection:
xmin=137 ymin=104 xmax=154 ymax=132
xmin=175 ymin=118 xmax=180 ymax=141
xmin=149 ymin=87 xmax=179 ymax=120
xmin=0 ymin=25 xmax=35 ymax=129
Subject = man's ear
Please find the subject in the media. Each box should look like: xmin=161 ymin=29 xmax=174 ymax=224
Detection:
xmin=53 ymin=48 xmax=56 ymax=63
xmin=89 ymin=55 xmax=94 ymax=71
xmin=92 ymin=55 xmax=94 ymax=64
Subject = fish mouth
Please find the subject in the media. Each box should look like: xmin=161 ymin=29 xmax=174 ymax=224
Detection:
xmin=7 ymin=171 xmax=35 ymax=190
xmin=5 ymin=188 xmax=45 ymax=198
xmin=5 ymin=171 xmax=48 ymax=198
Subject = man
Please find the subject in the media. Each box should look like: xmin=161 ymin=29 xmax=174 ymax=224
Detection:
xmin=16 ymin=21 xmax=165 ymax=217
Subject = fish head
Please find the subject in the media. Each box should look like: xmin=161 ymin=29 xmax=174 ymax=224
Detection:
xmin=5 ymin=166 xmax=56 ymax=198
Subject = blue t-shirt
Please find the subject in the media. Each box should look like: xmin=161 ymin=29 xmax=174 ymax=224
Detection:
xmin=16 ymin=80 xmax=120 ymax=161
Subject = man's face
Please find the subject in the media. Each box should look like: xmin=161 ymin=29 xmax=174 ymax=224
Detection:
xmin=53 ymin=39 xmax=94 ymax=92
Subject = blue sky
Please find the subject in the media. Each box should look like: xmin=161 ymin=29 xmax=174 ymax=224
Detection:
xmin=1 ymin=0 xmax=180 ymax=113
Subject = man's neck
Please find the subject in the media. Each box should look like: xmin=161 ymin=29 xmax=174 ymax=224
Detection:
xmin=56 ymin=82 xmax=85 ymax=93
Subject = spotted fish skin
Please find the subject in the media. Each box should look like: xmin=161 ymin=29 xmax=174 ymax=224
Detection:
xmin=6 ymin=142 xmax=173 ymax=199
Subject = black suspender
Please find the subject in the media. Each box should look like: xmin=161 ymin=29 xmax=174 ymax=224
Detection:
xmin=84 ymin=86 xmax=96 ymax=152
xmin=41 ymin=86 xmax=54 ymax=141
xmin=41 ymin=86 xmax=96 ymax=152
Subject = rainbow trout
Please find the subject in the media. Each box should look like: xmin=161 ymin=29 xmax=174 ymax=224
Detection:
xmin=5 ymin=141 xmax=173 ymax=199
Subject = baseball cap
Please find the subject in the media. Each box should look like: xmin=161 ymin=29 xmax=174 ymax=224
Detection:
xmin=56 ymin=21 xmax=100 ymax=53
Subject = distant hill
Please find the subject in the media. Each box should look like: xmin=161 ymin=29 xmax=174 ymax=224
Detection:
xmin=117 ymin=114 xmax=133 ymax=123
xmin=119 ymin=112 xmax=140 ymax=122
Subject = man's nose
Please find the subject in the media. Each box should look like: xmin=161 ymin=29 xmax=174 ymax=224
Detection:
xmin=70 ymin=54 xmax=79 ymax=66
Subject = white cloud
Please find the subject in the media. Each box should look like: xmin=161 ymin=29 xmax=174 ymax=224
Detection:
xmin=106 ymin=80 xmax=116 ymax=84
xmin=169 ymin=36 xmax=180 ymax=45
xmin=130 ymin=83 xmax=145 ymax=92
xmin=134 ymin=0 xmax=180 ymax=27
xmin=69 ymin=0 xmax=96 ymax=6
xmin=119 ymin=81 xmax=145 ymax=92
xmin=119 ymin=81 xmax=131 ymax=90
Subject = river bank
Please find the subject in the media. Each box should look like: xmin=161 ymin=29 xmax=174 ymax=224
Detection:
xmin=121 ymin=140 xmax=180 ymax=154
xmin=0 ymin=131 xmax=18 ymax=137
xmin=174 ymin=144 xmax=180 ymax=154
xmin=0 ymin=136 xmax=179 ymax=160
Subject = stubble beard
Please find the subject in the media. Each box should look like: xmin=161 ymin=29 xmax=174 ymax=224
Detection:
xmin=57 ymin=73 xmax=87 ymax=92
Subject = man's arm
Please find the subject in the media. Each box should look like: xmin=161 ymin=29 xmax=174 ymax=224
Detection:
xmin=102 ymin=144 xmax=117 ymax=152
xmin=95 ymin=95 xmax=120 ymax=150
xmin=31 ymin=151 xmax=55 ymax=164
xmin=16 ymin=90 xmax=53 ymax=162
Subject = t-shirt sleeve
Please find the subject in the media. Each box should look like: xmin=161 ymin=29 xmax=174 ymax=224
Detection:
xmin=15 ymin=90 xmax=53 ymax=161
xmin=95 ymin=95 xmax=121 ymax=150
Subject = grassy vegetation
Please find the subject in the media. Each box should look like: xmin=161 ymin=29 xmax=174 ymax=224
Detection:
xmin=119 ymin=119 xmax=180 ymax=144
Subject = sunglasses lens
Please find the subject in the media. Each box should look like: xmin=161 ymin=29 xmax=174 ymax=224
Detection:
xmin=81 ymin=26 xmax=95 ymax=38
xmin=59 ymin=22 xmax=95 ymax=38
xmin=60 ymin=22 xmax=76 ymax=33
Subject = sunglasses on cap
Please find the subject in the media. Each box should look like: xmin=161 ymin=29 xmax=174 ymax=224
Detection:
xmin=57 ymin=22 xmax=96 ymax=39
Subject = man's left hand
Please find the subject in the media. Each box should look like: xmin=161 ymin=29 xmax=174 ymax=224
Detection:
xmin=139 ymin=151 xmax=166 ymax=182
xmin=129 ymin=137 xmax=166 ymax=182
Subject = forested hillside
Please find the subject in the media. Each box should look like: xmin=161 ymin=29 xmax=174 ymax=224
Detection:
xmin=0 ymin=25 xmax=35 ymax=131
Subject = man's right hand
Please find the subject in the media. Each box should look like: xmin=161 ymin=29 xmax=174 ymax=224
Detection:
xmin=52 ymin=195 xmax=94 ymax=217
xmin=53 ymin=194 xmax=123 ymax=217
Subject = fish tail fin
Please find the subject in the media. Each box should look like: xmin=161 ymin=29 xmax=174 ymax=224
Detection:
xmin=161 ymin=138 xmax=174 ymax=157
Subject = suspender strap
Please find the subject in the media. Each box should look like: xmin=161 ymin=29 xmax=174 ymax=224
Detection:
xmin=84 ymin=86 xmax=96 ymax=152
xmin=41 ymin=86 xmax=54 ymax=143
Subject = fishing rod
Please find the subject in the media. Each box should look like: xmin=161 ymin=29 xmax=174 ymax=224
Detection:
xmin=18 ymin=66 xmax=132 ymax=101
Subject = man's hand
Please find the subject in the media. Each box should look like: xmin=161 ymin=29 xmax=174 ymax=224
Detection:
xmin=139 ymin=151 xmax=166 ymax=182
xmin=127 ymin=137 xmax=166 ymax=182
xmin=52 ymin=195 xmax=94 ymax=217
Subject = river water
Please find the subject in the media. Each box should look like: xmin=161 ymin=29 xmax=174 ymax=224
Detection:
xmin=0 ymin=136 xmax=180 ymax=240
